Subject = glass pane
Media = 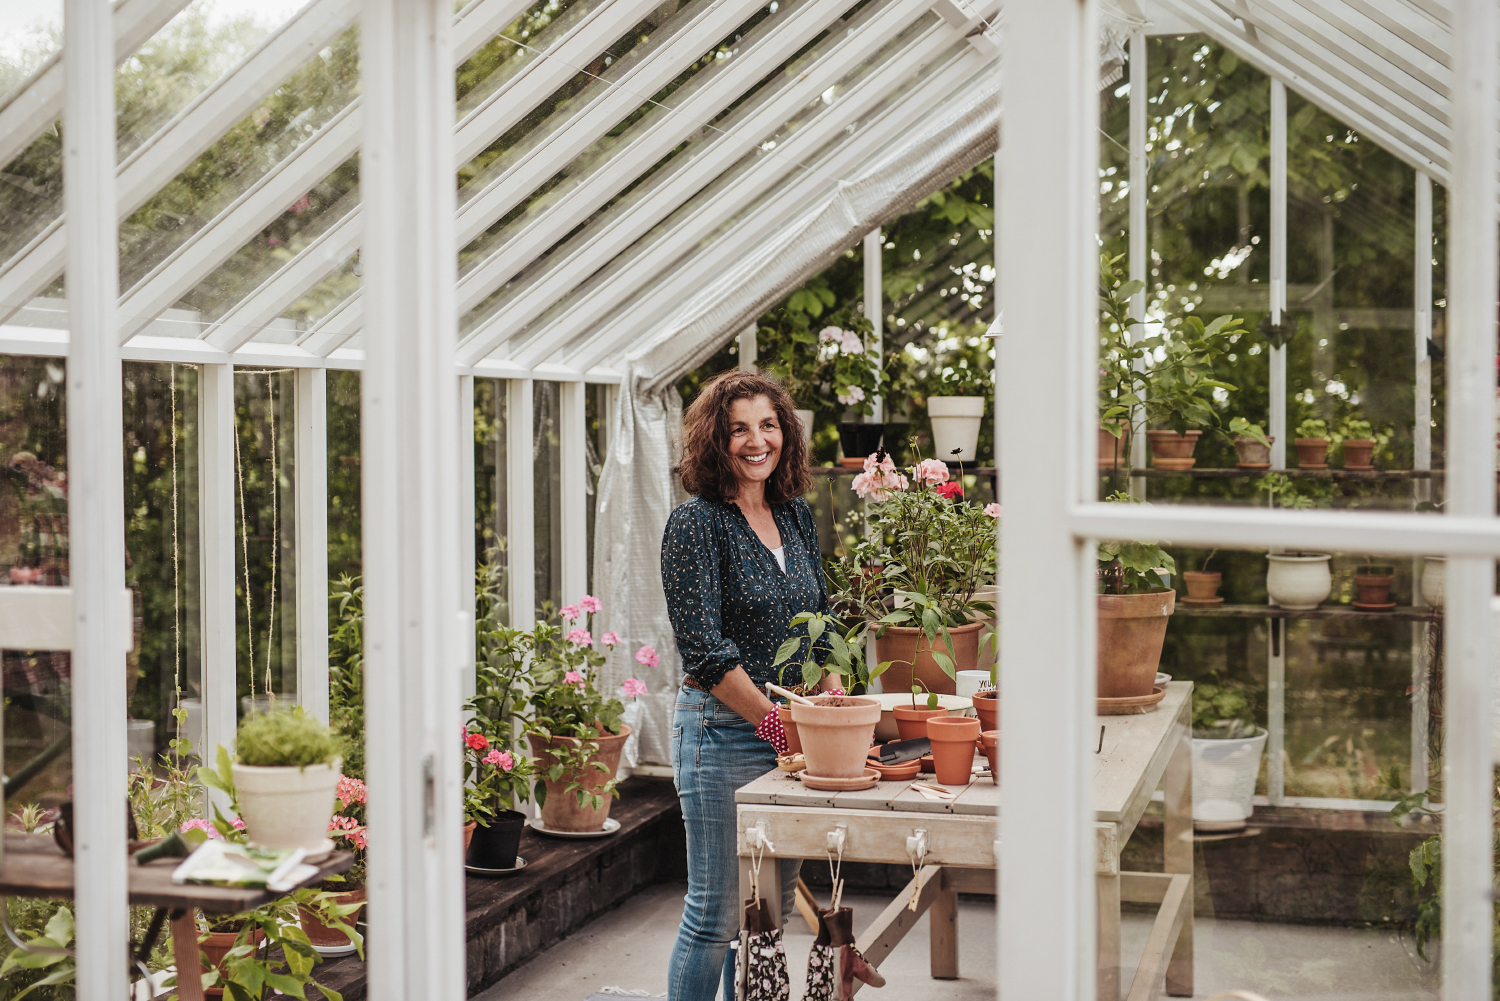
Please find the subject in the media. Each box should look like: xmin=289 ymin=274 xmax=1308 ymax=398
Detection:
xmin=327 ymin=368 xmax=361 ymax=582
xmin=533 ymin=380 xmax=561 ymax=614
xmin=0 ymin=5 xmax=60 ymax=94
xmin=585 ymin=382 xmax=606 ymax=593
xmin=474 ymin=376 xmax=510 ymax=625
xmin=233 ymin=368 xmax=297 ymax=711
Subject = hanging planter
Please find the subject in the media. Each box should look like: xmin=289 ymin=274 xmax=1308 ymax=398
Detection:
xmin=927 ymin=396 xmax=985 ymax=461
xmin=228 ymin=710 xmax=343 ymax=851
xmin=1145 ymin=429 xmax=1202 ymax=470
xmin=838 ymin=423 xmax=886 ymax=467
xmin=1265 ymin=552 xmax=1331 ymax=609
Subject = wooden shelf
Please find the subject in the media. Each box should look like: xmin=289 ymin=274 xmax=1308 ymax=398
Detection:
xmin=1100 ymin=467 xmax=1443 ymax=480
xmin=812 ymin=465 xmax=997 ymax=476
xmin=1174 ymin=602 xmax=1434 ymax=622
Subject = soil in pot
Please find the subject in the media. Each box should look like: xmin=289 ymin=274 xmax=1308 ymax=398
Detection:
xmin=1342 ymin=439 xmax=1376 ymax=469
xmin=299 ymin=886 xmax=367 ymax=949
xmin=971 ymin=690 xmax=998 ymax=732
xmin=874 ymin=621 xmax=984 ymax=697
xmin=777 ymin=705 xmax=802 ymax=754
xmin=892 ymin=704 xmax=948 ymax=740
xmin=201 ymin=925 xmax=267 ymax=998
xmin=1098 ymin=421 xmax=1131 ymax=470
xmin=1146 ymin=430 xmax=1202 ymax=470
xmin=927 ymin=716 xmax=981 ymax=785
xmin=1097 ymin=589 xmax=1175 ymax=699
xmin=1294 ymin=438 xmax=1329 ymax=468
xmin=527 ymin=725 xmax=631 ymax=832
xmin=838 ymin=423 xmax=885 ymax=463
xmin=1181 ymin=571 xmax=1223 ymax=606
xmin=1233 ymin=435 xmax=1273 ymax=469
xmin=466 ymin=809 xmax=526 ymax=869
xmin=980 ymin=730 xmax=998 ymax=784
xmin=788 ymin=695 xmax=881 ymax=779
xmin=1353 ymin=568 xmax=1396 ymax=610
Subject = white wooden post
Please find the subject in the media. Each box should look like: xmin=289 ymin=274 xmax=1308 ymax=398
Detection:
xmin=738 ymin=323 xmax=758 ymax=371
xmin=1127 ymin=30 xmax=1147 ymax=499
xmin=1409 ymin=171 xmax=1433 ymax=796
xmin=1443 ymin=0 xmax=1498 ymax=994
xmin=360 ymin=0 xmax=466 ymax=994
xmin=560 ymin=380 xmax=589 ymax=605
xmin=200 ymin=363 xmax=239 ymax=770
xmin=296 ymin=367 xmax=329 ymax=724
xmin=1265 ymin=76 xmax=1289 ymax=808
xmin=459 ymin=374 xmax=477 ymax=701
xmin=507 ymin=378 xmax=536 ymax=628
xmin=864 ymin=228 xmax=884 ymax=423
xmin=997 ymin=0 xmax=1098 ymax=995
xmin=65 ymin=0 xmax=130 ymax=988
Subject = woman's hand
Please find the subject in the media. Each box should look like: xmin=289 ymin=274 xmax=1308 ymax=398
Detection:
xmin=709 ymin=665 xmax=776 ymax=725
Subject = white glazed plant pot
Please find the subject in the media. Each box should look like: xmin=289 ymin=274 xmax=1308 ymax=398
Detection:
xmin=1420 ymin=556 xmax=1445 ymax=608
xmin=1191 ymin=728 xmax=1267 ymax=831
xmin=1264 ymin=552 xmax=1332 ymax=610
xmin=795 ymin=409 xmax=814 ymax=449
xmin=927 ymin=396 xmax=985 ymax=462
xmin=232 ymin=758 xmax=342 ymax=850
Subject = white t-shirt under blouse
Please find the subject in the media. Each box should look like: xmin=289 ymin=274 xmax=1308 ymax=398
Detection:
xmin=771 ymin=546 xmax=786 ymax=573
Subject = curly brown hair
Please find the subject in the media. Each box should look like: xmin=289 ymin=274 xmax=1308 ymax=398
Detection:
xmin=677 ymin=370 xmax=811 ymax=503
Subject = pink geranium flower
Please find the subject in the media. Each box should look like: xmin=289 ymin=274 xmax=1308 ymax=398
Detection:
xmin=579 ymin=595 xmax=602 ymax=614
xmin=984 ymin=503 xmax=1001 ymax=518
xmin=935 ymin=482 xmax=963 ymax=500
xmin=560 ymin=604 xmax=581 ymax=622
xmin=567 ymin=628 xmax=593 ymax=646
xmin=336 ymin=774 xmax=367 ymax=806
xmin=602 ymin=631 xmax=621 ymax=646
xmin=465 ymin=732 xmax=489 ymax=751
xmin=621 ymin=678 xmax=648 ymax=698
xmin=483 ymin=749 xmax=514 ymax=770
xmin=564 ymin=670 xmax=585 ymax=685
xmin=180 ymin=818 xmax=221 ymax=840
xmin=635 ymin=645 xmax=659 ymax=668
xmin=912 ymin=458 xmax=950 ymax=485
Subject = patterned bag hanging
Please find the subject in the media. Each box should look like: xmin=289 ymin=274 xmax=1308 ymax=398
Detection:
xmin=736 ymin=831 xmax=790 ymax=1001
xmin=802 ymin=907 xmax=837 ymax=1001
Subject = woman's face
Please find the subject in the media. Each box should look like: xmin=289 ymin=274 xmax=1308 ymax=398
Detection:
xmin=726 ymin=394 xmax=783 ymax=490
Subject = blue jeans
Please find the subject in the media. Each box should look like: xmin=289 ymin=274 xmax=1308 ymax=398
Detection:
xmin=668 ymin=685 xmax=800 ymax=1001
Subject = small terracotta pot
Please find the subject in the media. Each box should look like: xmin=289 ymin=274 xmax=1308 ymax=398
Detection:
xmin=874 ymin=621 xmax=985 ymax=697
xmin=892 ymin=704 xmax=949 ymax=741
xmin=201 ymin=926 xmax=266 ymax=997
xmin=980 ymin=730 xmax=999 ymax=784
xmin=927 ymin=716 xmax=981 ymax=785
xmin=777 ymin=705 xmax=802 ymax=754
xmin=1233 ymin=435 xmax=1273 ymax=469
xmin=528 ymin=724 xmax=631 ymax=832
xmin=463 ymin=820 xmax=476 ymax=854
xmin=1145 ymin=430 xmax=1202 ymax=470
xmin=789 ymin=695 xmax=882 ymax=779
xmin=1294 ymin=438 xmax=1329 ymax=468
xmin=971 ymin=690 xmax=998 ymax=732
xmin=1181 ymin=571 xmax=1222 ymax=604
xmin=1097 ymin=589 xmax=1175 ymax=699
xmin=1098 ymin=421 xmax=1131 ymax=470
xmin=1353 ymin=571 xmax=1395 ymax=609
xmin=1342 ymin=438 xmax=1375 ymax=469
xmin=299 ymin=887 xmax=366 ymax=949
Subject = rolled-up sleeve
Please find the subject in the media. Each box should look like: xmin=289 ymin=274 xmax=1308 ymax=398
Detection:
xmin=662 ymin=504 xmax=742 ymax=690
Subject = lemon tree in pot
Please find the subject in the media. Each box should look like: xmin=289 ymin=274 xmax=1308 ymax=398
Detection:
xmin=1096 ymin=492 xmax=1177 ymax=704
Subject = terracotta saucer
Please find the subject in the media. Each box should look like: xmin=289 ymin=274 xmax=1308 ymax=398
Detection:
xmin=1097 ymin=686 xmax=1166 ymax=716
xmin=868 ymin=759 xmax=921 ymax=781
xmin=1235 ymin=463 xmax=1271 ymax=470
xmin=1344 ymin=464 xmax=1375 ymax=471
xmin=800 ymin=768 xmax=881 ymax=791
xmin=1298 ymin=463 xmax=1328 ymax=470
xmin=1152 ymin=459 xmax=1196 ymax=471
xmin=1352 ymin=601 xmax=1397 ymax=611
xmin=1180 ymin=596 xmax=1225 ymax=606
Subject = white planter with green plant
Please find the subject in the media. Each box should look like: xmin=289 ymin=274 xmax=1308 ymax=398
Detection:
xmin=226 ymin=708 xmax=343 ymax=851
xmin=1190 ymin=680 xmax=1266 ymax=831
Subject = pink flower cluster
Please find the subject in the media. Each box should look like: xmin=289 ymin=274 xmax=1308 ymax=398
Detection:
xmin=911 ymin=458 xmax=950 ymax=485
xmin=984 ymin=503 xmax=1001 ymax=518
xmin=561 ymin=595 xmax=603 ymax=623
xmin=566 ymin=628 xmax=593 ymax=646
xmin=180 ymin=817 xmax=245 ymax=840
xmin=852 ymin=452 xmax=909 ymax=501
xmin=602 ymin=631 xmax=621 ymax=646
xmin=635 ymin=645 xmax=659 ymax=669
xmin=564 ymin=670 xmax=585 ymax=686
xmin=336 ymin=774 xmax=367 ymax=807
xmin=329 ymin=814 xmax=368 ymax=851
xmin=483 ymin=749 xmax=515 ymax=770
xmin=580 ymin=595 xmax=602 ymax=614
xmin=560 ymin=604 xmax=580 ymax=622
xmin=819 ymin=326 xmax=865 ymax=355
xmin=621 ymin=678 xmax=648 ymax=699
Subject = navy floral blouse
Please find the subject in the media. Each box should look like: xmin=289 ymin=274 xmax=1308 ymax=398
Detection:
xmin=661 ymin=495 xmax=829 ymax=691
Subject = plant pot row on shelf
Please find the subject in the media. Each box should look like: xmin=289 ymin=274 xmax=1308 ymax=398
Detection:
xmin=1101 ymin=425 xmax=1385 ymax=471
xmin=1182 ymin=553 xmax=1448 ymax=611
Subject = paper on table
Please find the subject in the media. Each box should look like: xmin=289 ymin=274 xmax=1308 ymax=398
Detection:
xmin=171 ymin=840 xmax=315 ymax=891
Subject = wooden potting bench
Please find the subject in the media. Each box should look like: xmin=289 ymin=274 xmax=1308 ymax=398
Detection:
xmin=736 ymin=681 xmax=1193 ymax=1001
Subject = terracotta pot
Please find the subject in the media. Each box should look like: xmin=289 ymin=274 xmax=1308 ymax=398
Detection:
xmin=1265 ymin=552 xmax=1331 ymax=609
xmin=1098 ymin=421 xmax=1131 ymax=470
xmin=201 ymin=926 xmax=266 ymax=997
xmin=1181 ymin=571 xmax=1222 ymax=604
xmin=527 ymin=725 xmax=631 ymax=832
xmin=463 ymin=820 xmax=476 ymax=853
xmin=1294 ymin=438 xmax=1329 ymax=468
xmin=971 ymin=690 xmax=998 ymax=732
xmin=980 ymin=730 xmax=999 ymax=784
xmin=874 ymin=621 xmax=984 ymax=697
xmin=927 ymin=716 xmax=981 ymax=785
xmin=1233 ymin=435 xmax=1273 ymax=469
xmin=1353 ymin=571 xmax=1395 ymax=608
xmin=788 ymin=695 xmax=881 ymax=779
xmin=298 ymin=887 xmax=366 ymax=949
xmin=777 ymin=705 xmax=802 ymax=754
xmin=1097 ymin=589 xmax=1175 ymax=699
xmin=1342 ymin=438 xmax=1375 ymax=469
xmin=1145 ymin=430 xmax=1202 ymax=470
xmin=892 ymin=704 xmax=949 ymax=740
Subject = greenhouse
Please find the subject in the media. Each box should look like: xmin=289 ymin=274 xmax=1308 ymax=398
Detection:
xmin=0 ymin=0 xmax=1494 ymax=996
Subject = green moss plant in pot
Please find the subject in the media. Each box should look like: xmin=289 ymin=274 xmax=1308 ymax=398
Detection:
xmin=227 ymin=708 xmax=343 ymax=851
xmin=1096 ymin=493 xmax=1176 ymax=711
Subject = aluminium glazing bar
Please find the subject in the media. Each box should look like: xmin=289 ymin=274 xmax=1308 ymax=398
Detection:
xmin=198 ymin=365 xmax=238 ymax=803
xmin=64 ymin=0 xmax=131 ymax=993
xmin=459 ymin=375 xmax=477 ymax=702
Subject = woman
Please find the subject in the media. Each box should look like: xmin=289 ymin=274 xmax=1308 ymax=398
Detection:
xmin=662 ymin=370 xmax=833 ymax=1000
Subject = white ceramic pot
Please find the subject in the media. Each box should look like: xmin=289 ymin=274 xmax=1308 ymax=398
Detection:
xmin=795 ymin=409 xmax=814 ymax=448
xmin=927 ymin=396 xmax=985 ymax=462
xmin=1265 ymin=552 xmax=1332 ymax=610
xmin=1191 ymin=728 xmax=1267 ymax=831
xmin=1420 ymin=556 xmax=1445 ymax=607
xmin=232 ymin=758 xmax=342 ymax=850
xmin=954 ymin=670 xmax=991 ymax=699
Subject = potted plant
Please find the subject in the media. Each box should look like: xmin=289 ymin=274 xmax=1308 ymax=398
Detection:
xmin=926 ymin=373 xmax=988 ymax=463
xmin=1352 ymin=557 xmax=1397 ymax=610
xmin=1229 ymin=417 xmax=1273 ymax=469
xmin=819 ymin=317 xmax=887 ymax=465
xmin=222 ymin=708 xmax=343 ymax=851
xmin=1096 ymin=492 xmax=1177 ymax=701
xmin=1294 ymin=417 xmax=1330 ymax=468
xmin=1190 ymin=678 xmax=1267 ymax=831
xmin=463 ymin=727 xmax=534 ymax=869
xmin=891 ymin=680 xmax=947 ymax=739
xmin=1338 ymin=417 xmax=1376 ymax=469
xmin=299 ymin=774 xmax=367 ymax=952
xmin=1181 ymin=549 xmax=1224 ymax=606
xmin=1265 ymin=552 xmax=1332 ymax=609
xmin=771 ymin=610 xmax=887 ymax=777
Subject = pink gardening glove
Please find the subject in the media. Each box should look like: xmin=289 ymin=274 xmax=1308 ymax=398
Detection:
xmin=756 ymin=709 xmax=789 ymax=755
xmin=825 ymin=687 xmax=846 ymax=697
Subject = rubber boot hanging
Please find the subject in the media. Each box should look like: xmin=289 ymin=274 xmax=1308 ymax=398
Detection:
xmin=821 ymin=906 xmax=886 ymax=1000
xmin=802 ymin=907 xmax=837 ymax=1001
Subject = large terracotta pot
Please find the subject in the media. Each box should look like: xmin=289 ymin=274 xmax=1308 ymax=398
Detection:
xmin=892 ymin=704 xmax=948 ymax=740
xmin=1342 ymin=439 xmax=1375 ymax=469
xmin=874 ymin=621 xmax=985 ymax=697
xmin=971 ymin=690 xmax=998 ymax=732
xmin=201 ymin=926 xmax=266 ymax=997
xmin=1097 ymin=589 xmax=1175 ymax=699
xmin=1294 ymin=438 xmax=1329 ymax=468
xmin=299 ymin=887 xmax=366 ymax=949
xmin=1145 ymin=430 xmax=1202 ymax=470
xmin=789 ymin=695 xmax=881 ymax=779
xmin=927 ymin=716 xmax=981 ymax=785
xmin=527 ymin=725 xmax=631 ymax=832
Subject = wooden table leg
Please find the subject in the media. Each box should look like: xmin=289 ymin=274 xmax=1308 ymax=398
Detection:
xmin=928 ymin=881 xmax=958 ymax=980
xmin=1162 ymin=723 xmax=1194 ymax=997
xmin=1097 ymin=870 xmax=1121 ymax=1001
xmin=169 ymin=908 xmax=204 ymax=1001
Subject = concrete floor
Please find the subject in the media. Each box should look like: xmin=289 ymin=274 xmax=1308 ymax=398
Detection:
xmin=475 ymin=882 xmax=1440 ymax=1001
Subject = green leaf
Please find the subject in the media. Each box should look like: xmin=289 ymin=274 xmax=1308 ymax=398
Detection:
xmin=773 ymin=636 xmax=802 ymax=666
xmin=802 ymin=661 xmax=823 ymax=687
xmin=931 ymin=652 xmax=956 ymax=679
xmin=43 ymin=907 xmax=73 ymax=947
